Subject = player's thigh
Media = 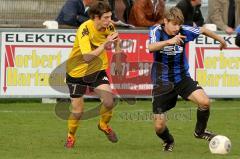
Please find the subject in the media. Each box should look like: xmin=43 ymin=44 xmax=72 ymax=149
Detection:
xmin=188 ymin=89 xmax=210 ymax=108
xmin=92 ymin=70 xmax=112 ymax=98
xmin=66 ymin=73 xmax=88 ymax=98
xmin=175 ymin=77 xmax=210 ymax=108
xmin=91 ymin=70 xmax=114 ymax=107
xmin=94 ymin=83 xmax=112 ymax=98
xmin=66 ymin=74 xmax=87 ymax=114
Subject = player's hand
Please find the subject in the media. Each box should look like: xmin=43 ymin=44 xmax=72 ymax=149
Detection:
xmin=103 ymin=32 xmax=119 ymax=49
xmin=168 ymin=33 xmax=186 ymax=45
xmin=108 ymin=32 xmax=119 ymax=41
xmin=225 ymin=27 xmax=234 ymax=35
xmin=219 ymin=40 xmax=227 ymax=50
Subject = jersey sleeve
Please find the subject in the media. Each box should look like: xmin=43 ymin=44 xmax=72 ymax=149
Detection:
xmin=149 ymin=25 xmax=161 ymax=44
xmin=181 ymin=25 xmax=201 ymax=42
xmin=236 ymin=25 xmax=240 ymax=34
xmin=77 ymin=24 xmax=92 ymax=54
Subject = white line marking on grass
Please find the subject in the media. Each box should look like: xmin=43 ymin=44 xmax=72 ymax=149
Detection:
xmin=0 ymin=106 xmax=240 ymax=114
xmin=0 ymin=110 xmax=51 ymax=113
xmin=115 ymin=107 xmax=240 ymax=112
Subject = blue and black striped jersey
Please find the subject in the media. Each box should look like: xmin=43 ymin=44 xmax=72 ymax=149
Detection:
xmin=149 ymin=25 xmax=200 ymax=84
xmin=236 ymin=25 xmax=240 ymax=34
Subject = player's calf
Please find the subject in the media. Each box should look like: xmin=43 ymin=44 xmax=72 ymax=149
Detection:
xmin=194 ymin=104 xmax=217 ymax=141
xmin=195 ymin=107 xmax=210 ymax=134
xmin=155 ymin=127 xmax=175 ymax=152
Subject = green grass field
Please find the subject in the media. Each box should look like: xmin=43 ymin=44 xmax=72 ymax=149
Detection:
xmin=0 ymin=99 xmax=239 ymax=159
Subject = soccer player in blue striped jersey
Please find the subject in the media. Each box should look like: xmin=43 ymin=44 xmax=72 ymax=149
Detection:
xmin=235 ymin=25 xmax=240 ymax=47
xmin=148 ymin=7 xmax=227 ymax=152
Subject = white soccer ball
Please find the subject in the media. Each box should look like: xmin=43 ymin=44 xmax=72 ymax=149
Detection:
xmin=209 ymin=135 xmax=231 ymax=155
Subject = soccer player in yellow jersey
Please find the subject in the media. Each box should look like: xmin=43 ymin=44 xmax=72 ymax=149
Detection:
xmin=65 ymin=0 xmax=122 ymax=148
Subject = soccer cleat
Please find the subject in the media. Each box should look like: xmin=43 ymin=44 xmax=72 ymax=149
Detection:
xmin=98 ymin=124 xmax=118 ymax=143
xmin=194 ymin=130 xmax=216 ymax=141
xmin=64 ymin=135 xmax=75 ymax=148
xmin=162 ymin=141 xmax=174 ymax=152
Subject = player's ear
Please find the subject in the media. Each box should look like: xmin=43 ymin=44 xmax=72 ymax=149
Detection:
xmin=163 ymin=18 xmax=168 ymax=25
xmin=94 ymin=15 xmax=100 ymax=20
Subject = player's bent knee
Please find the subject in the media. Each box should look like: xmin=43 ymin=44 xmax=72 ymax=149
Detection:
xmin=155 ymin=122 xmax=166 ymax=133
xmin=72 ymin=112 xmax=83 ymax=120
xmin=198 ymin=99 xmax=210 ymax=110
xmin=155 ymin=125 xmax=166 ymax=133
xmin=199 ymin=98 xmax=210 ymax=109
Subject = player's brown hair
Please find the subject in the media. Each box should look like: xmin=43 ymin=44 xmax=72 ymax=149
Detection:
xmin=164 ymin=7 xmax=184 ymax=25
xmin=88 ymin=0 xmax=112 ymax=19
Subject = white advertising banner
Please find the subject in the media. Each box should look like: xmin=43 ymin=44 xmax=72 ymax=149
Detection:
xmin=188 ymin=34 xmax=240 ymax=97
xmin=0 ymin=31 xmax=239 ymax=98
xmin=0 ymin=32 xmax=74 ymax=97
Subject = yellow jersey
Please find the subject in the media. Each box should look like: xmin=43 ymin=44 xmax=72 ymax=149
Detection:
xmin=67 ymin=19 xmax=116 ymax=78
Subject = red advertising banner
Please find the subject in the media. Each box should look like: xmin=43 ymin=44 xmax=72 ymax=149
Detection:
xmin=107 ymin=33 xmax=153 ymax=97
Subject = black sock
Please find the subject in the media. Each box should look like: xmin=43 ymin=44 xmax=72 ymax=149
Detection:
xmin=156 ymin=127 xmax=174 ymax=143
xmin=195 ymin=108 xmax=210 ymax=134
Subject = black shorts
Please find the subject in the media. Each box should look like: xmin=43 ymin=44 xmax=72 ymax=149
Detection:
xmin=66 ymin=70 xmax=110 ymax=98
xmin=152 ymin=76 xmax=202 ymax=114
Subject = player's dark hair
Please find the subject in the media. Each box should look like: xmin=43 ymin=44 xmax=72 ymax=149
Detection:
xmin=235 ymin=34 xmax=240 ymax=47
xmin=88 ymin=0 xmax=112 ymax=19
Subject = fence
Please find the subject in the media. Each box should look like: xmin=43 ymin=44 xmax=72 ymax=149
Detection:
xmin=0 ymin=0 xmax=210 ymax=28
xmin=0 ymin=0 xmax=65 ymax=27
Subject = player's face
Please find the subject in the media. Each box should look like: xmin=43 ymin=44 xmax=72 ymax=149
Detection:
xmin=98 ymin=12 xmax=112 ymax=28
xmin=164 ymin=19 xmax=181 ymax=36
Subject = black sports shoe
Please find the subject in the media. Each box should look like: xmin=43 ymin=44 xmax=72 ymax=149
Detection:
xmin=162 ymin=142 xmax=174 ymax=152
xmin=194 ymin=130 xmax=216 ymax=141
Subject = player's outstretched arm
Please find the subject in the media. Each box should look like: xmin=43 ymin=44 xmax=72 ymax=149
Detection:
xmin=82 ymin=33 xmax=118 ymax=62
xmin=82 ymin=44 xmax=106 ymax=62
xmin=148 ymin=34 xmax=186 ymax=52
xmin=200 ymin=27 xmax=227 ymax=50
xmin=148 ymin=40 xmax=170 ymax=52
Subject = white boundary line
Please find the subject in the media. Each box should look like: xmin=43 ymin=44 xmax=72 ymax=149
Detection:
xmin=0 ymin=107 xmax=240 ymax=113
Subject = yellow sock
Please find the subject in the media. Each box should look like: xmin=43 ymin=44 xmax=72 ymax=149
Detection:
xmin=67 ymin=113 xmax=80 ymax=138
xmin=99 ymin=105 xmax=113 ymax=129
